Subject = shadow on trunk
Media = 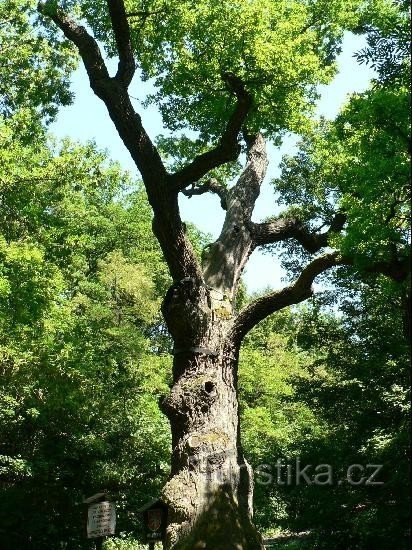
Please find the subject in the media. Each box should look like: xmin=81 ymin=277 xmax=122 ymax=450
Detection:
xmin=171 ymin=482 xmax=263 ymax=550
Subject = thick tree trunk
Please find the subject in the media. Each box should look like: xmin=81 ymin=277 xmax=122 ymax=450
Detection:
xmin=37 ymin=8 xmax=411 ymax=548
xmin=160 ymin=278 xmax=263 ymax=549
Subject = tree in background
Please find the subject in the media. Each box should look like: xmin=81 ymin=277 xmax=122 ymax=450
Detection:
xmin=0 ymin=7 xmax=184 ymax=544
xmin=0 ymin=0 xmax=77 ymax=135
xmin=238 ymin=278 xmax=410 ymax=548
xmin=35 ymin=0 xmax=410 ymax=547
xmin=248 ymin=2 xmax=410 ymax=544
xmin=274 ymin=0 xmax=410 ymax=288
xmin=0 ymin=115 xmax=174 ymax=547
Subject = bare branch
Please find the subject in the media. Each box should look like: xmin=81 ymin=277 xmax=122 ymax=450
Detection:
xmin=181 ymin=178 xmax=228 ymax=210
xmin=250 ymin=213 xmax=346 ymax=253
xmin=38 ymin=1 xmax=203 ymax=283
xmin=107 ymin=0 xmax=135 ymax=86
xmin=229 ymin=133 xmax=268 ymax=220
xmin=230 ymin=249 xmax=410 ymax=345
xmin=37 ymin=1 xmax=167 ymax=179
xmin=201 ymin=133 xmax=268 ymax=295
xmin=230 ymin=252 xmax=341 ymax=344
xmin=38 ymin=1 xmax=110 ymax=88
xmin=168 ymin=73 xmax=253 ymax=191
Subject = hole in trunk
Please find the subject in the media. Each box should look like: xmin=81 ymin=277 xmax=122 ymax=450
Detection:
xmin=204 ymin=381 xmax=215 ymax=394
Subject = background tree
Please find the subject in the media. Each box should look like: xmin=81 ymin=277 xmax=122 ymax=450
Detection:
xmin=36 ymin=0 xmax=410 ymax=547
xmin=250 ymin=4 xmax=410 ymax=544
xmin=0 ymin=0 xmax=76 ymax=138
xmin=238 ymin=280 xmax=410 ymax=549
xmin=0 ymin=116 xmax=173 ymax=548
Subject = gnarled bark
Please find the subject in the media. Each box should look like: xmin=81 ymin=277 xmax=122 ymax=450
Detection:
xmin=202 ymin=133 xmax=268 ymax=297
xmin=160 ymin=278 xmax=262 ymax=549
xmin=37 ymin=4 xmax=410 ymax=548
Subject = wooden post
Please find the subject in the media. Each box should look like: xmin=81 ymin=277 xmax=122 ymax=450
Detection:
xmin=95 ymin=537 xmax=103 ymax=550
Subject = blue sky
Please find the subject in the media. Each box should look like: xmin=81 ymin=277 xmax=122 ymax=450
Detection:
xmin=51 ymin=32 xmax=375 ymax=293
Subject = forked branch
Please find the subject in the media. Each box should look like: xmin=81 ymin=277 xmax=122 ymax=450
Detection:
xmin=107 ymin=0 xmax=135 ymax=86
xmin=181 ymin=178 xmax=228 ymax=210
xmin=200 ymin=133 xmax=268 ymax=294
xmin=38 ymin=1 xmax=203 ymax=283
xmin=169 ymin=73 xmax=253 ymax=191
xmin=38 ymin=1 xmax=110 ymax=89
xmin=38 ymin=1 xmax=166 ymax=181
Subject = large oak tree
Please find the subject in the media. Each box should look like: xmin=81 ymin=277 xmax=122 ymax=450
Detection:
xmin=37 ymin=0 xmax=410 ymax=547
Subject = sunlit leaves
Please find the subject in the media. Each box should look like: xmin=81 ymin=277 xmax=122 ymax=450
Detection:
xmin=354 ymin=0 xmax=410 ymax=84
xmin=0 ymin=0 xmax=76 ymax=126
xmin=98 ymin=249 xmax=160 ymax=324
xmin=272 ymin=0 xmax=410 ymax=274
xmin=0 ymin=115 xmax=172 ymax=546
xmin=274 ymin=85 xmax=410 ymax=271
xmin=156 ymin=133 xmax=242 ymax=185
xmin=74 ymin=0 xmax=387 ymax=142
xmin=0 ymin=238 xmax=64 ymax=327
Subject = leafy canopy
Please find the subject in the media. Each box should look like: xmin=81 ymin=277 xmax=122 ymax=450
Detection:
xmin=57 ymin=0 xmax=397 ymax=142
xmin=0 ymin=0 xmax=76 ymax=125
xmin=273 ymin=0 xmax=410 ymax=273
xmin=0 ymin=114 xmax=174 ymax=547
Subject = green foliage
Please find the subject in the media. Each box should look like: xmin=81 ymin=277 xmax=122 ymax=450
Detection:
xmin=273 ymin=16 xmax=410 ymax=274
xmin=0 ymin=0 xmax=76 ymax=126
xmin=253 ymin=12 xmax=410 ymax=543
xmin=239 ymin=278 xmax=410 ymax=548
xmin=354 ymin=0 xmax=410 ymax=84
xmin=72 ymin=0 xmax=394 ymax=142
xmin=291 ymin=280 xmax=410 ymax=548
xmin=0 ymin=116 xmax=173 ymax=548
xmin=0 ymin=0 xmax=409 ymax=548
xmin=331 ymin=85 xmax=409 ymax=264
xmin=239 ymin=307 xmax=329 ymax=532
xmin=156 ymin=134 xmax=242 ymax=186
xmin=275 ymin=82 xmax=410 ymax=271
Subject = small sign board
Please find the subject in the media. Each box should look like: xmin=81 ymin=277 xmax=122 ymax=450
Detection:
xmin=138 ymin=498 xmax=168 ymax=542
xmin=87 ymin=500 xmax=116 ymax=539
xmin=147 ymin=508 xmax=163 ymax=541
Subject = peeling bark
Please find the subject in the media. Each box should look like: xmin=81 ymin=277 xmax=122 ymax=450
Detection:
xmin=202 ymin=133 xmax=268 ymax=298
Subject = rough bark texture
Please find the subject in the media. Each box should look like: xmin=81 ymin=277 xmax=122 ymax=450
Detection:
xmin=202 ymin=133 xmax=268 ymax=298
xmin=37 ymin=3 xmax=411 ymax=548
xmin=160 ymin=278 xmax=262 ymax=549
xmin=154 ymin=134 xmax=270 ymax=548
